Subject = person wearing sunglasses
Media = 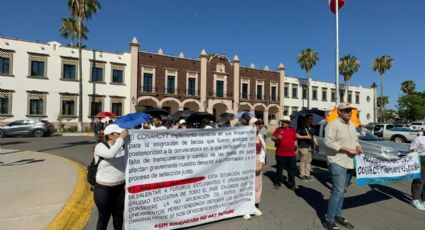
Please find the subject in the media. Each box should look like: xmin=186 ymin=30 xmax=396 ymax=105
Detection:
xmin=323 ymin=103 xmax=362 ymax=230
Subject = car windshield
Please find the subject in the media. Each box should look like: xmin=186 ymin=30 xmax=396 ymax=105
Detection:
xmin=357 ymin=128 xmax=381 ymax=141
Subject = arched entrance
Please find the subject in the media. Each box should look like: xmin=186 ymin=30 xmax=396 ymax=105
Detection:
xmin=182 ymin=101 xmax=200 ymax=112
xmin=254 ymin=104 xmax=266 ymax=120
xmin=212 ymin=103 xmax=228 ymax=121
xmin=238 ymin=103 xmax=252 ymax=112
xmin=268 ymin=105 xmax=279 ymax=125
xmin=136 ymin=97 xmax=159 ymax=112
xmin=161 ymin=99 xmax=180 ymax=114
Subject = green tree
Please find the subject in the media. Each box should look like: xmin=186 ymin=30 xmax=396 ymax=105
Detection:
xmin=400 ymin=80 xmax=416 ymax=96
xmin=59 ymin=17 xmax=88 ymax=47
xmin=339 ymin=55 xmax=360 ymax=102
xmin=297 ymin=48 xmax=319 ymax=109
xmin=372 ymin=55 xmax=394 ymax=122
xmin=67 ymin=0 xmax=101 ymax=131
xmin=397 ymin=94 xmax=425 ymax=122
xmin=377 ymin=96 xmax=389 ymax=108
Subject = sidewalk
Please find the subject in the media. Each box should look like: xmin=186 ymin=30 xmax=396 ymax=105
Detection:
xmin=0 ymin=148 xmax=93 ymax=230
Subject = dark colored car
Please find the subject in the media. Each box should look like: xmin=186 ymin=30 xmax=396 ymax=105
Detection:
xmin=0 ymin=119 xmax=56 ymax=138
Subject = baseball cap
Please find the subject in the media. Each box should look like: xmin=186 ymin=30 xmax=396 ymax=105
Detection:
xmin=337 ymin=102 xmax=356 ymax=110
xmin=240 ymin=112 xmax=252 ymax=120
xmin=249 ymin=117 xmax=258 ymax=125
xmin=179 ymin=119 xmax=186 ymax=125
xmin=104 ymin=124 xmax=124 ymax=135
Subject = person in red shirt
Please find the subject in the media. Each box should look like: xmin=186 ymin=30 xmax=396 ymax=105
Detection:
xmin=271 ymin=116 xmax=297 ymax=191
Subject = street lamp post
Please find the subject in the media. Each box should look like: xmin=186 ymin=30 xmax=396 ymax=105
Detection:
xmin=371 ymin=82 xmax=377 ymax=123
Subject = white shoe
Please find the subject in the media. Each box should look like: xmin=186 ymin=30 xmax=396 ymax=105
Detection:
xmin=243 ymin=214 xmax=251 ymax=220
xmin=253 ymin=208 xmax=263 ymax=216
xmin=411 ymin=200 xmax=425 ymax=210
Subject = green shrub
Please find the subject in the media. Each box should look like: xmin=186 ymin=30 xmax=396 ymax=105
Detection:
xmin=68 ymin=126 xmax=78 ymax=132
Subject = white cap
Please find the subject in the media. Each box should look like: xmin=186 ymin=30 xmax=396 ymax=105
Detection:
xmin=281 ymin=116 xmax=291 ymax=122
xmin=249 ymin=117 xmax=258 ymax=125
xmin=179 ymin=119 xmax=186 ymax=124
xmin=104 ymin=124 xmax=124 ymax=135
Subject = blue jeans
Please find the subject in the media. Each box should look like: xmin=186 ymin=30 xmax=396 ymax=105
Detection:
xmin=326 ymin=163 xmax=353 ymax=223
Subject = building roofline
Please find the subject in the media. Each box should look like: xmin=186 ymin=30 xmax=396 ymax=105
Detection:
xmin=140 ymin=50 xmax=200 ymax=62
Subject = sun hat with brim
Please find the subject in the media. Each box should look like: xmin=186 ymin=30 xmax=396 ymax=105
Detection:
xmin=104 ymin=124 xmax=124 ymax=135
xmin=337 ymin=102 xmax=356 ymax=110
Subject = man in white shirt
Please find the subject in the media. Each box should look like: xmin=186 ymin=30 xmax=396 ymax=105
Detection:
xmin=409 ymin=132 xmax=425 ymax=210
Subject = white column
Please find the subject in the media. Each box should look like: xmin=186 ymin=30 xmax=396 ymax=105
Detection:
xmin=278 ymin=63 xmax=286 ymax=120
xmin=232 ymin=55 xmax=240 ymax=114
xmin=130 ymin=37 xmax=140 ymax=113
xmin=199 ymin=50 xmax=208 ymax=112
xmin=264 ymin=109 xmax=269 ymax=125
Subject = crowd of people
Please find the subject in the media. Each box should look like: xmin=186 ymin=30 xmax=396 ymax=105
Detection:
xmin=89 ymin=104 xmax=425 ymax=230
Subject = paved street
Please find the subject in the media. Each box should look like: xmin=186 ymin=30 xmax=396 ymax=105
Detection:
xmin=1 ymin=136 xmax=425 ymax=230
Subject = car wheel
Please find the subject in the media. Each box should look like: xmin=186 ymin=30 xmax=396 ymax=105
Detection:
xmin=0 ymin=130 xmax=4 ymax=138
xmin=392 ymin=136 xmax=406 ymax=143
xmin=33 ymin=129 xmax=44 ymax=138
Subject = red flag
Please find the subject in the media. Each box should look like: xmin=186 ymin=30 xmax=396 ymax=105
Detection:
xmin=329 ymin=0 xmax=345 ymax=14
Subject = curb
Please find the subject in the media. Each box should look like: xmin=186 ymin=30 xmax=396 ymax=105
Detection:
xmin=46 ymin=158 xmax=94 ymax=230
xmin=59 ymin=132 xmax=95 ymax=137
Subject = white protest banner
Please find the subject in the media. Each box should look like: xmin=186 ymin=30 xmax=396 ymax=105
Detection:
xmin=124 ymin=126 xmax=256 ymax=230
xmin=355 ymin=153 xmax=421 ymax=185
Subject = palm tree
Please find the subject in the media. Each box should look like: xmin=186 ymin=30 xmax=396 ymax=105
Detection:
xmin=401 ymin=80 xmax=416 ymax=95
xmin=339 ymin=55 xmax=360 ymax=102
xmin=372 ymin=55 xmax=394 ymax=122
xmin=67 ymin=0 xmax=101 ymax=131
xmin=59 ymin=17 xmax=88 ymax=47
xmin=297 ymin=48 xmax=319 ymax=109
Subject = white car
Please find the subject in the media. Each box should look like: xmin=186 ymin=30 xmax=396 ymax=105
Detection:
xmin=383 ymin=127 xmax=421 ymax=143
xmin=410 ymin=121 xmax=425 ymax=131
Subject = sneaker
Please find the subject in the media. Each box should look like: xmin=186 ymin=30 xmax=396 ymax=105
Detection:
xmin=253 ymin=208 xmax=263 ymax=216
xmin=411 ymin=200 xmax=425 ymax=210
xmin=323 ymin=222 xmax=339 ymax=230
xmin=334 ymin=216 xmax=354 ymax=229
xmin=242 ymin=214 xmax=251 ymax=220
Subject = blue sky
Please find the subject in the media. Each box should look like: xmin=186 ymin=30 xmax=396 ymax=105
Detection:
xmin=2 ymin=0 xmax=424 ymax=108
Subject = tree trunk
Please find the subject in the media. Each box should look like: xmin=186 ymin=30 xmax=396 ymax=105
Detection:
xmin=77 ymin=18 xmax=84 ymax=132
xmin=307 ymin=71 xmax=310 ymax=109
xmin=379 ymin=74 xmax=384 ymax=123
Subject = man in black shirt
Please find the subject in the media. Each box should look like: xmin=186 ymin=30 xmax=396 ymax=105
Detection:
xmin=297 ymin=114 xmax=316 ymax=180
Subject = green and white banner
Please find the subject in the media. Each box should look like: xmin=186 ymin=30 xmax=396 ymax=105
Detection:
xmin=355 ymin=153 xmax=421 ymax=185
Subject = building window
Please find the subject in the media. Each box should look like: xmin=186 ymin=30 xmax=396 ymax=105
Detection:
xmin=31 ymin=61 xmax=45 ymax=77
xmin=111 ymin=102 xmax=123 ymax=116
xmin=91 ymin=67 xmax=103 ymax=82
xmin=284 ymin=84 xmax=289 ymax=98
xmin=367 ymin=113 xmax=371 ymax=120
xmin=111 ymin=64 xmax=125 ymax=84
xmin=167 ymin=75 xmax=176 ymax=94
xmin=188 ymin=78 xmax=196 ymax=96
xmin=271 ymin=86 xmax=277 ymax=101
xmin=312 ymin=87 xmax=318 ymax=100
xmin=0 ymin=57 xmax=10 ymax=75
xmin=89 ymin=97 xmax=104 ymax=117
xmin=63 ymin=64 xmax=76 ymax=80
xmin=112 ymin=69 xmax=124 ymax=83
xmin=143 ymin=73 xmax=153 ymax=92
xmin=348 ymin=91 xmax=353 ymax=103
xmin=0 ymin=90 xmax=12 ymax=115
xmin=216 ymin=80 xmax=224 ymax=97
xmin=366 ymin=96 xmax=371 ymax=102
xmin=355 ymin=92 xmax=360 ymax=104
xmin=340 ymin=91 xmax=344 ymax=103
xmin=322 ymin=88 xmax=327 ymax=101
xmin=292 ymin=85 xmax=298 ymax=98
xmin=28 ymin=92 xmax=46 ymax=116
xmin=256 ymin=84 xmax=263 ymax=100
xmin=302 ymin=85 xmax=307 ymax=99
xmin=62 ymin=100 xmax=75 ymax=116
xmin=292 ymin=107 xmax=298 ymax=113
xmin=61 ymin=58 xmax=78 ymax=80
xmin=29 ymin=54 xmax=47 ymax=78
xmin=242 ymin=83 xmax=248 ymax=99
xmin=331 ymin=89 xmax=336 ymax=102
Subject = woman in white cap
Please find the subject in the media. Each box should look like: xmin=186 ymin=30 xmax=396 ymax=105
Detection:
xmin=93 ymin=124 xmax=128 ymax=230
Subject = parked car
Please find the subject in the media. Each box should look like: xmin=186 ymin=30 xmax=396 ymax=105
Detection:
xmin=383 ymin=127 xmax=421 ymax=143
xmin=371 ymin=123 xmax=395 ymax=137
xmin=410 ymin=120 xmax=425 ymax=131
xmin=0 ymin=119 xmax=56 ymax=138
xmin=312 ymin=120 xmax=410 ymax=161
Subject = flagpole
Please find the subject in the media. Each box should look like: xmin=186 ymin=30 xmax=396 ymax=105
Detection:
xmin=335 ymin=0 xmax=340 ymax=105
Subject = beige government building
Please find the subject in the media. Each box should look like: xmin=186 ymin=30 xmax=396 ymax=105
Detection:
xmin=0 ymin=36 xmax=376 ymax=129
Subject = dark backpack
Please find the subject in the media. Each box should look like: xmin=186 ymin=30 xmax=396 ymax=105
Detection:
xmin=87 ymin=141 xmax=109 ymax=190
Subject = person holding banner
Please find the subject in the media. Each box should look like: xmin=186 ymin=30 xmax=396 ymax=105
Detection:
xmin=240 ymin=115 xmax=266 ymax=220
xmin=409 ymin=132 xmax=425 ymax=210
xmin=324 ymin=103 xmax=362 ymax=230
xmin=93 ymin=124 xmax=128 ymax=230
